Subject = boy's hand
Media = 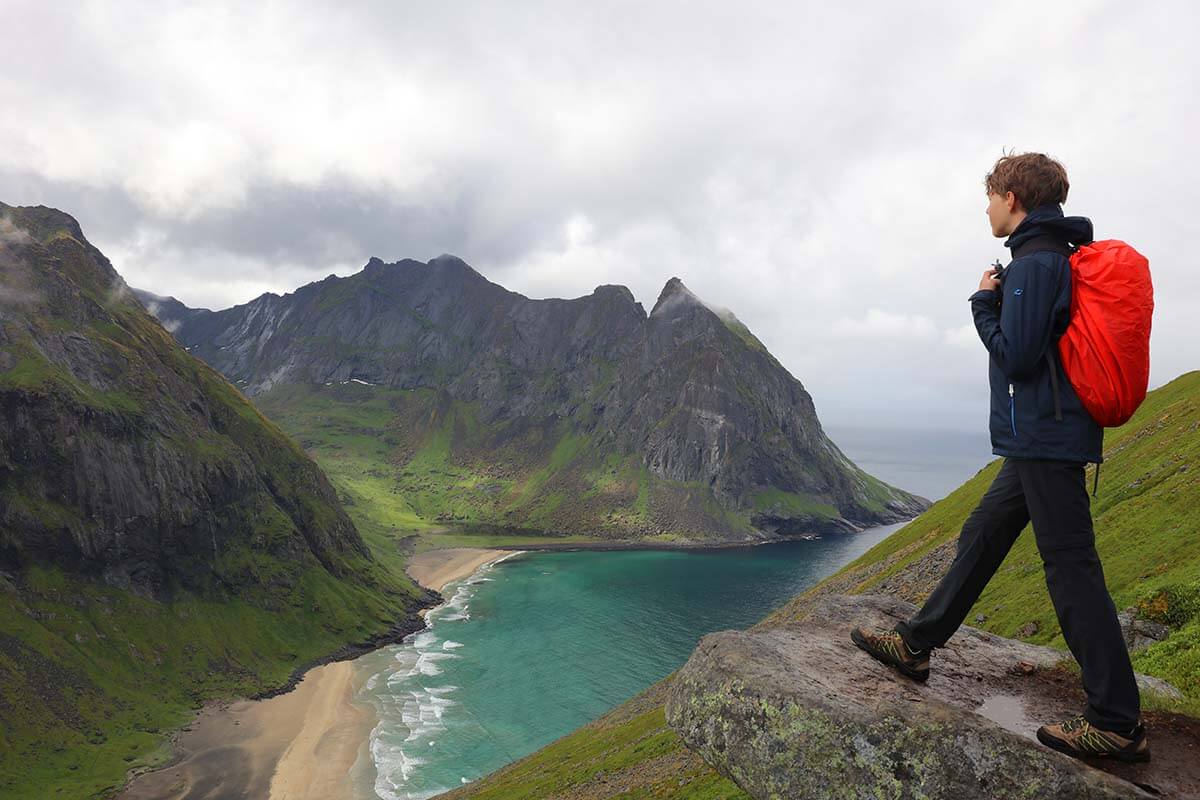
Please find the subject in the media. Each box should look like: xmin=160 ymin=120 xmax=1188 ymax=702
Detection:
xmin=978 ymin=269 xmax=1000 ymax=292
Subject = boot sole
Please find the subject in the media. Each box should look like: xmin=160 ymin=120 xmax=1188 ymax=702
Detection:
xmin=850 ymin=628 xmax=930 ymax=683
xmin=1036 ymin=728 xmax=1152 ymax=763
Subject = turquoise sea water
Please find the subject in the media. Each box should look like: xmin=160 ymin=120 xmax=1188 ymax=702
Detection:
xmin=352 ymin=521 xmax=909 ymax=799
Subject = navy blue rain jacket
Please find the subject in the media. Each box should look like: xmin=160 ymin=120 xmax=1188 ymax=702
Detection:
xmin=969 ymin=204 xmax=1103 ymax=463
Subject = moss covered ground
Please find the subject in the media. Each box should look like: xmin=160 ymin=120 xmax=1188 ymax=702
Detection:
xmin=255 ymin=383 xmax=770 ymax=543
xmin=437 ymin=683 xmax=750 ymax=800
xmin=0 ymin=562 xmax=427 ymax=799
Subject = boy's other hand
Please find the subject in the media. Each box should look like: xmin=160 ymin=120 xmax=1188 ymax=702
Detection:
xmin=978 ymin=269 xmax=1000 ymax=292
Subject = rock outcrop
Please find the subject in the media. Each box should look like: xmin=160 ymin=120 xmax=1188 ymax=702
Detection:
xmin=1119 ymin=607 xmax=1173 ymax=653
xmin=136 ymin=257 xmax=928 ymax=540
xmin=666 ymin=594 xmax=1186 ymax=799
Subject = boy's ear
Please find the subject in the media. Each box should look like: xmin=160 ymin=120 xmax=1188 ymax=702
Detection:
xmin=1005 ymin=191 xmax=1023 ymax=213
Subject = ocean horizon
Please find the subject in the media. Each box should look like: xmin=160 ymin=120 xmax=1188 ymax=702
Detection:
xmin=825 ymin=424 xmax=993 ymax=502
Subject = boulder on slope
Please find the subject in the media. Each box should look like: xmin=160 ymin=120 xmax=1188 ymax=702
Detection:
xmin=665 ymin=594 xmax=1190 ymax=799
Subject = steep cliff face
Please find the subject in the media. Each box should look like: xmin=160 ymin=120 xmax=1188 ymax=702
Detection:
xmin=0 ymin=203 xmax=433 ymax=799
xmin=0 ymin=202 xmax=367 ymax=596
xmin=606 ymin=277 xmax=896 ymax=529
xmin=140 ymin=256 xmax=926 ymax=540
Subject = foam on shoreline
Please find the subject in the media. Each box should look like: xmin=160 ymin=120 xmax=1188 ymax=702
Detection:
xmin=361 ymin=550 xmax=526 ymax=800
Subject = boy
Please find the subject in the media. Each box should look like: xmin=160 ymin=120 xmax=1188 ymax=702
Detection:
xmin=850 ymin=152 xmax=1148 ymax=763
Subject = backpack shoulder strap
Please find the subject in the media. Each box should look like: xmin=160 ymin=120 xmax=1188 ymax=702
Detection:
xmin=1010 ymin=235 xmax=1074 ymax=423
xmin=1012 ymin=235 xmax=1075 ymax=260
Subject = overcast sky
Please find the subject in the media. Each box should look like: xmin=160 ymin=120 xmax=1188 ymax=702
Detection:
xmin=2 ymin=2 xmax=1196 ymax=431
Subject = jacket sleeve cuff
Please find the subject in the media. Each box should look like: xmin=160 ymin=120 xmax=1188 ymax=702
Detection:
xmin=969 ymin=289 xmax=997 ymax=304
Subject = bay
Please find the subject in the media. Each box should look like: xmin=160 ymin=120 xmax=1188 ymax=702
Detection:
xmin=354 ymin=522 xmax=908 ymax=799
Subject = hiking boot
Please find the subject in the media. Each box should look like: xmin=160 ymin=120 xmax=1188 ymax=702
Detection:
xmin=850 ymin=625 xmax=930 ymax=682
xmin=1036 ymin=715 xmax=1151 ymax=763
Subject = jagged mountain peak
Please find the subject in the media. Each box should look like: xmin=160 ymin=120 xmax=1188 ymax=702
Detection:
xmin=428 ymin=252 xmax=487 ymax=280
xmin=2 ymin=202 xmax=126 ymax=299
xmin=656 ymin=275 xmax=691 ymax=299
xmin=0 ymin=202 xmax=85 ymax=245
xmin=356 ymin=253 xmax=494 ymax=292
xmin=650 ymin=276 xmax=707 ymax=317
xmin=359 ymin=254 xmax=480 ymax=275
xmin=592 ymin=283 xmax=635 ymax=300
xmin=647 ymin=278 xmax=762 ymax=348
xmin=361 ymin=255 xmax=424 ymax=276
xmin=589 ymin=283 xmax=645 ymax=314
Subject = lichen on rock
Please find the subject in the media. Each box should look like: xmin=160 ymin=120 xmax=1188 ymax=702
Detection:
xmin=666 ymin=594 xmax=1158 ymax=799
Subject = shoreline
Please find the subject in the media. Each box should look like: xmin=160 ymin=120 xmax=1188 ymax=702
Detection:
xmin=472 ymin=521 xmax=916 ymax=555
xmin=269 ymin=660 xmax=376 ymax=800
xmin=406 ymin=547 xmax=524 ymax=593
xmin=118 ymin=547 xmax=523 ymax=800
xmin=118 ymin=660 xmax=373 ymax=800
xmin=114 ymin=530 xmax=914 ymax=798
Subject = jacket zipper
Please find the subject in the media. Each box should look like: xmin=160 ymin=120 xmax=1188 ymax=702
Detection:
xmin=1008 ymin=383 xmax=1017 ymax=437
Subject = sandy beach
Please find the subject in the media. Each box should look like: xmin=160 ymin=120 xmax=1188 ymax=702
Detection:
xmin=119 ymin=660 xmax=372 ymax=800
xmin=406 ymin=547 xmax=518 ymax=594
xmin=119 ymin=547 xmax=520 ymax=799
xmin=269 ymin=660 xmax=374 ymax=800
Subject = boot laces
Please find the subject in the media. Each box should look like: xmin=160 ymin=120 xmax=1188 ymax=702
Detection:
xmin=1061 ymin=715 xmax=1090 ymax=734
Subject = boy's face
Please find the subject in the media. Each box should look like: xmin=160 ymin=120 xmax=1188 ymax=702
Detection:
xmin=986 ymin=191 xmax=1024 ymax=238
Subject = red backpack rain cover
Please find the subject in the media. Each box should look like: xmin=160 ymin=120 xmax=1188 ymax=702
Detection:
xmin=1058 ymin=240 xmax=1154 ymax=427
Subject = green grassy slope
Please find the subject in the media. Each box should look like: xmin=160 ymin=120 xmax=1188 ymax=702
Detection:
xmin=436 ymin=681 xmax=750 ymax=800
xmin=759 ymin=369 xmax=1200 ymax=703
xmin=0 ymin=206 xmax=435 ymax=799
xmin=442 ymin=371 xmax=1200 ymax=798
xmin=257 ymin=383 xmax=776 ymax=545
xmin=0 ymin=562 xmax=424 ymax=799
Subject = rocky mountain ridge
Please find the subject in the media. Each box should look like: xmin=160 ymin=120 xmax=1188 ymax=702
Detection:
xmin=140 ymin=255 xmax=927 ymax=540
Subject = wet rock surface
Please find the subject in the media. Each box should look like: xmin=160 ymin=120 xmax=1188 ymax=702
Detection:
xmin=666 ymin=594 xmax=1198 ymax=799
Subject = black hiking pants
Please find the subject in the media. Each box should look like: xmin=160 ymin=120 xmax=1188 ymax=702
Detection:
xmin=895 ymin=458 xmax=1141 ymax=732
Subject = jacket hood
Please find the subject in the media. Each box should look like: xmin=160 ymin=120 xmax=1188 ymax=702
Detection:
xmin=1004 ymin=204 xmax=1094 ymax=251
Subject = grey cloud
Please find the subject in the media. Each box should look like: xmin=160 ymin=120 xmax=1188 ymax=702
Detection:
xmin=2 ymin=1 xmax=1198 ymax=431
